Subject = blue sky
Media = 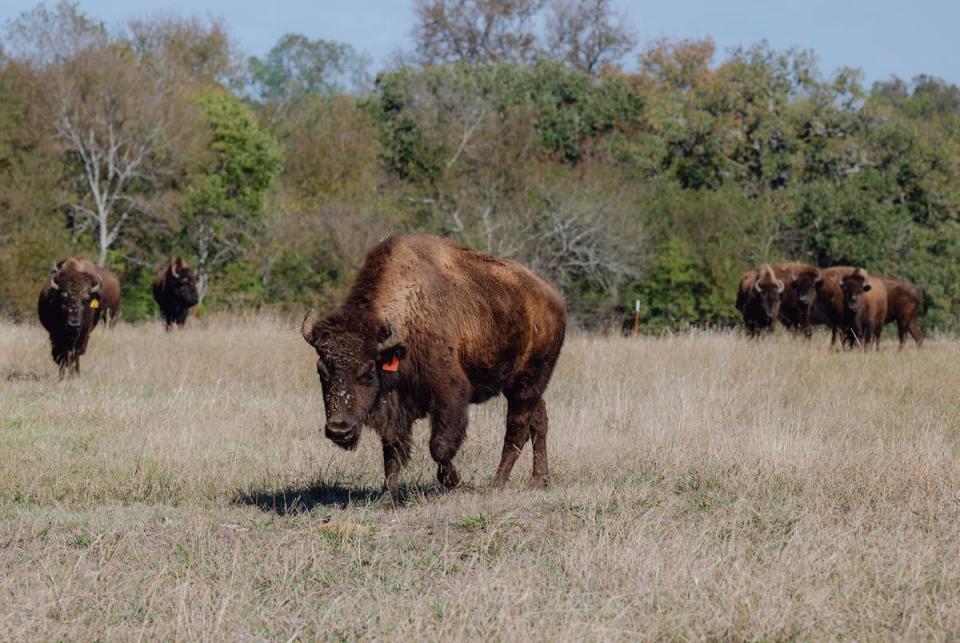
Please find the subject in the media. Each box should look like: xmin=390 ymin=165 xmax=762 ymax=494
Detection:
xmin=2 ymin=1 xmax=956 ymax=86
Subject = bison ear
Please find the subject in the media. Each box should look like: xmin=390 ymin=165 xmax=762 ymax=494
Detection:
xmin=301 ymin=309 xmax=323 ymax=345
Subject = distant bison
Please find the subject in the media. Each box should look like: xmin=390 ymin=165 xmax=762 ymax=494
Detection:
xmin=840 ymin=268 xmax=888 ymax=350
xmin=301 ymin=234 xmax=567 ymax=503
xmin=773 ymin=262 xmax=823 ymax=337
xmin=153 ymin=257 xmax=199 ymax=329
xmin=38 ymin=258 xmax=119 ymax=378
xmin=882 ymin=276 xmax=923 ymax=349
xmin=735 ymin=263 xmax=784 ymax=336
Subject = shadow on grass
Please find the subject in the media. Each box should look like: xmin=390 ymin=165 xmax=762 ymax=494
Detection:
xmin=234 ymin=481 xmax=443 ymax=514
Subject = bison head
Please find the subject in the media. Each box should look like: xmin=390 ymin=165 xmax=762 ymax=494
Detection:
xmin=167 ymin=257 xmax=199 ymax=307
xmin=792 ymin=267 xmax=824 ymax=306
xmin=754 ymin=263 xmax=785 ymax=320
xmin=48 ymin=262 xmax=101 ymax=337
xmin=301 ymin=309 xmax=404 ymax=450
xmin=841 ymin=268 xmax=872 ymax=313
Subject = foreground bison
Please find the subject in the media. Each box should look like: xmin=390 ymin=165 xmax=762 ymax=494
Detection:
xmin=735 ymin=263 xmax=784 ymax=336
xmin=301 ymin=234 xmax=567 ymax=503
xmin=153 ymin=257 xmax=199 ymax=329
xmin=38 ymin=258 xmax=119 ymax=378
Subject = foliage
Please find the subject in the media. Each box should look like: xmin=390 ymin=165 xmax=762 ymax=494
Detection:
xmin=1 ymin=3 xmax=959 ymax=333
xmin=180 ymin=90 xmax=284 ymax=304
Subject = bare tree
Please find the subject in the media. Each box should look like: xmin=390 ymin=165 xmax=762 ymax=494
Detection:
xmin=412 ymin=0 xmax=544 ymax=65
xmin=545 ymin=0 xmax=635 ymax=74
xmin=8 ymin=3 xmax=187 ymax=267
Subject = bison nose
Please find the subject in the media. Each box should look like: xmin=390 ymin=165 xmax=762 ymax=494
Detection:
xmin=67 ymin=318 xmax=82 ymax=328
xmin=326 ymin=418 xmax=358 ymax=435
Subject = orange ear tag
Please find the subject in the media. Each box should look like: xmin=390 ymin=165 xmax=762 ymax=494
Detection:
xmin=382 ymin=354 xmax=400 ymax=372
xmin=89 ymin=299 xmax=100 ymax=309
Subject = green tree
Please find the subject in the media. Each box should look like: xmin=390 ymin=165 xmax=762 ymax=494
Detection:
xmin=182 ymin=90 xmax=283 ymax=303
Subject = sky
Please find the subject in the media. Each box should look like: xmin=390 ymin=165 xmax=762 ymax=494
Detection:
xmin=1 ymin=0 xmax=957 ymax=87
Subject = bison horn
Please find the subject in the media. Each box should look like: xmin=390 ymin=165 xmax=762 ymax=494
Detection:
xmin=378 ymin=318 xmax=402 ymax=353
xmin=776 ymin=279 xmax=784 ymax=294
xmin=90 ymin=278 xmax=101 ymax=295
xmin=170 ymin=258 xmax=179 ymax=279
xmin=49 ymin=274 xmax=60 ymax=291
xmin=301 ymin=309 xmax=323 ymax=345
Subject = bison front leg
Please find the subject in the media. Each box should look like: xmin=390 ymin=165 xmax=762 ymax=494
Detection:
xmin=429 ymin=401 xmax=468 ymax=490
xmin=381 ymin=433 xmax=412 ymax=505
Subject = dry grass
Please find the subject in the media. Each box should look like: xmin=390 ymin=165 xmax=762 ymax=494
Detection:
xmin=2 ymin=316 xmax=960 ymax=640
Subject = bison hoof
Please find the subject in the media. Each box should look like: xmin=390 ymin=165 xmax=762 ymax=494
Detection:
xmin=529 ymin=475 xmax=548 ymax=490
xmin=438 ymin=465 xmax=460 ymax=489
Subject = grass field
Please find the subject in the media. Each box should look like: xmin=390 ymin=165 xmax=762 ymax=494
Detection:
xmin=1 ymin=316 xmax=959 ymax=640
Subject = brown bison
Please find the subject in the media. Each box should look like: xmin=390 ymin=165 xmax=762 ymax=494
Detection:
xmin=735 ymin=263 xmax=784 ymax=336
xmin=773 ymin=262 xmax=823 ymax=337
xmin=808 ymin=265 xmax=856 ymax=348
xmin=300 ymin=234 xmax=567 ymax=503
xmin=153 ymin=257 xmax=200 ymax=329
xmin=815 ymin=267 xmax=923 ymax=350
xmin=839 ymin=268 xmax=888 ymax=350
xmin=882 ymin=276 xmax=923 ymax=348
xmin=38 ymin=258 xmax=119 ymax=378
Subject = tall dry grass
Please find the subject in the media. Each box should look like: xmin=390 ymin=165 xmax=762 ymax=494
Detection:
xmin=1 ymin=316 xmax=959 ymax=640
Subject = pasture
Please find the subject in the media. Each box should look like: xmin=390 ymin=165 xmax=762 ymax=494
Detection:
xmin=2 ymin=317 xmax=960 ymax=640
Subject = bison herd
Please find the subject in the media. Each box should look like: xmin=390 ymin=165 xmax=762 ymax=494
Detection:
xmin=37 ymin=255 xmax=199 ymax=377
xmin=30 ymin=237 xmax=928 ymax=502
xmin=736 ymin=262 xmax=923 ymax=349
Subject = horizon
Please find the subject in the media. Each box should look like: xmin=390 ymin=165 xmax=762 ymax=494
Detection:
xmin=1 ymin=0 xmax=957 ymax=87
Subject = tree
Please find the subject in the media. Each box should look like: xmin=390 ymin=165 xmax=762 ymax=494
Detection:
xmin=544 ymin=0 xmax=635 ymax=74
xmin=182 ymin=91 xmax=283 ymax=302
xmin=249 ymin=34 xmax=369 ymax=105
xmin=7 ymin=2 xmax=193 ymax=267
xmin=412 ymin=0 xmax=543 ymax=65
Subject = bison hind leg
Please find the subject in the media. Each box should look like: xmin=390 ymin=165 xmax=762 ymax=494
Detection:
xmin=492 ymin=395 xmax=546 ymax=489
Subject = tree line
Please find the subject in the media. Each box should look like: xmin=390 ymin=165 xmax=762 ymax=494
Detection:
xmin=1 ymin=0 xmax=958 ymax=331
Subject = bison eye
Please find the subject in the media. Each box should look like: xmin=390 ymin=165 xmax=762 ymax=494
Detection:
xmin=357 ymin=360 xmax=376 ymax=385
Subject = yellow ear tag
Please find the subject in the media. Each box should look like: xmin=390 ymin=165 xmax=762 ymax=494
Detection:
xmin=89 ymin=299 xmax=100 ymax=309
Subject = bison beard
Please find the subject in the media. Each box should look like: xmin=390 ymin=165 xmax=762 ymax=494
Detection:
xmin=300 ymin=234 xmax=567 ymax=504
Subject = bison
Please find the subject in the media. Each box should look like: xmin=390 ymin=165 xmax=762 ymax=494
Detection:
xmin=809 ymin=266 xmax=853 ymax=348
xmin=153 ymin=257 xmax=200 ymax=329
xmin=773 ymin=263 xmax=823 ymax=337
xmin=882 ymin=276 xmax=923 ymax=349
xmin=300 ymin=234 xmax=567 ymax=503
xmin=839 ymin=267 xmax=888 ymax=350
xmin=38 ymin=258 xmax=119 ymax=378
xmin=735 ymin=263 xmax=784 ymax=336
